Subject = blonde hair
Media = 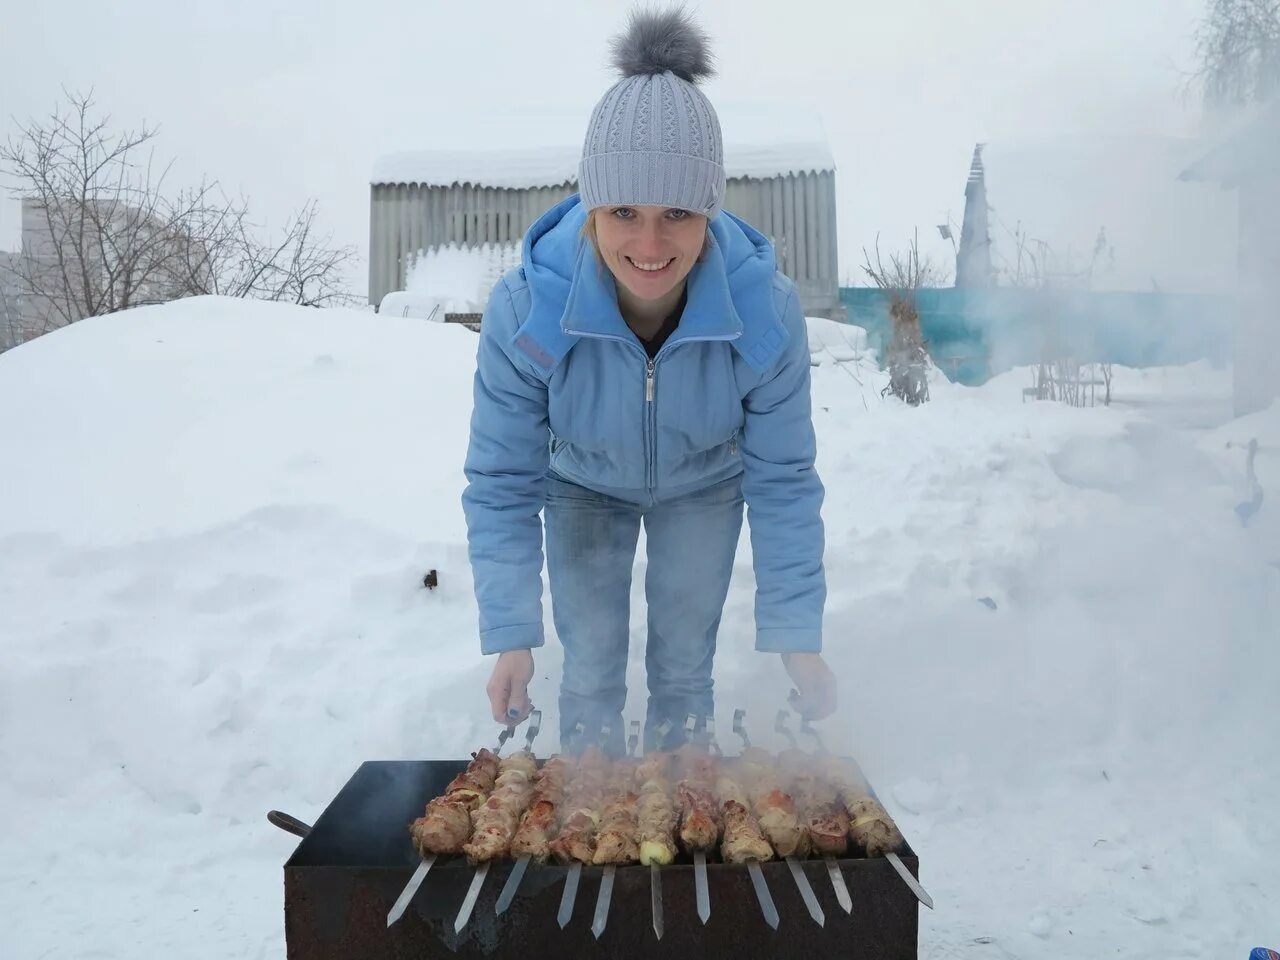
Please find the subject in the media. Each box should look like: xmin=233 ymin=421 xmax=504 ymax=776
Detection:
xmin=580 ymin=209 xmax=713 ymax=262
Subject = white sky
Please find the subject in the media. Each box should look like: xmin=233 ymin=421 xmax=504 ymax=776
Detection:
xmin=1 ymin=0 xmax=1215 ymax=294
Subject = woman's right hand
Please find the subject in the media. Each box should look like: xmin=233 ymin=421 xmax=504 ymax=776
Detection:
xmin=486 ymin=649 xmax=535 ymax=724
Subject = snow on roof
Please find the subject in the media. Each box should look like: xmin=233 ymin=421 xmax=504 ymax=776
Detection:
xmin=981 ymin=135 xmax=1239 ymax=295
xmin=372 ymin=102 xmax=834 ymax=187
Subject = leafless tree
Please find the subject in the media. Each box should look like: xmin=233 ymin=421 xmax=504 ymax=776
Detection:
xmin=1193 ymin=0 xmax=1280 ymax=107
xmin=165 ymin=193 xmax=356 ymax=307
xmin=0 ymin=90 xmax=355 ymax=342
xmin=861 ymin=230 xmax=946 ymax=406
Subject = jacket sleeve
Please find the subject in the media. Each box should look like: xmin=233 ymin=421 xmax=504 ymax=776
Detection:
xmin=461 ymin=277 xmax=551 ymax=655
xmin=740 ymin=286 xmax=827 ymax=653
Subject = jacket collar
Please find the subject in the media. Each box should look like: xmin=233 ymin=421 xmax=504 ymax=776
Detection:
xmin=512 ymin=194 xmax=788 ymax=374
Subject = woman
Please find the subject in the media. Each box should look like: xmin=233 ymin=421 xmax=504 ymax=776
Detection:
xmin=462 ymin=8 xmax=835 ymax=753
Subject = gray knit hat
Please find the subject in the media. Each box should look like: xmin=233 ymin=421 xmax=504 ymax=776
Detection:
xmin=579 ymin=8 xmax=726 ymax=220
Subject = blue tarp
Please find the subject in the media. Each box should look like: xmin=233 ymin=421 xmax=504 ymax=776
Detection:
xmin=839 ymin=287 xmax=1232 ymax=385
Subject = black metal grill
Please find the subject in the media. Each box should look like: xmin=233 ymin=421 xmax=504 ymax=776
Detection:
xmin=283 ymin=760 xmax=921 ymax=959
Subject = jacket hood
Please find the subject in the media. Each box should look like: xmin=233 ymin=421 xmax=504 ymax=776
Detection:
xmin=512 ymin=194 xmax=788 ymax=373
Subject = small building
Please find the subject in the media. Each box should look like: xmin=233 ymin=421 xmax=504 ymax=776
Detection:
xmin=1180 ymin=99 xmax=1280 ymax=417
xmin=369 ymin=104 xmax=841 ymax=318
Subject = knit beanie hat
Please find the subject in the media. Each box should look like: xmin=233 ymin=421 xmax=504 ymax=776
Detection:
xmin=578 ymin=8 xmax=726 ymax=220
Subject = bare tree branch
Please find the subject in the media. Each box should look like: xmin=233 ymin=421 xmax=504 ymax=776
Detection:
xmin=1193 ymin=0 xmax=1280 ymax=107
xmin=0 ymin=90 xmax=356 ymax=343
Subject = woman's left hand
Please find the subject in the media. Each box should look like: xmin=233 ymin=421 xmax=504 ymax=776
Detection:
xmin=781 ymin=651 xmax=838 ymax=720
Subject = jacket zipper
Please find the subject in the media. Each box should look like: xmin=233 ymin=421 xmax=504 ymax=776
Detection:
xmin=563 ymin=328 xmax=740 ymax=491
xmin=645 ymin=358 xmax=656 ymax=488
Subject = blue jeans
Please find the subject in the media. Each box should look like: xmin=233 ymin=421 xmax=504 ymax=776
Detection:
xmin=544 ymin=472 xmax=744 ymax=755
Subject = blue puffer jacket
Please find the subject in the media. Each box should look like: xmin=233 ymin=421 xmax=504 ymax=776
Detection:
xmin=462 ymin=194 xmax=825 ymax=655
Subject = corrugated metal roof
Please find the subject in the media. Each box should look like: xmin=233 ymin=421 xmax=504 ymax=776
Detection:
xmin=372 ymin=102 xmax=834 ymax=187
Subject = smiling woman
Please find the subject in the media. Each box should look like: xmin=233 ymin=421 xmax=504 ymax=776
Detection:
xmin=462 ymin=7 xmax=835 ymax=754
xmin=581 ymin=206 xmax=712 ymax=341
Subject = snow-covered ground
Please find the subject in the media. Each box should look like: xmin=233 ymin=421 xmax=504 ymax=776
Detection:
xmin=1 ymin=297 xmax=1276 ymax=959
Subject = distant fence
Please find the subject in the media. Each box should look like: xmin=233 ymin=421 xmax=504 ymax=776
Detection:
xmin=839 ymin=287 xmax=1232 ymax=386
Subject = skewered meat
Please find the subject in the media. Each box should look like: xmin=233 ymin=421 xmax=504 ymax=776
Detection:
xmin=462 ymin=749 xmax=538 ymax=862
xmin=409 ymin=796 xmax=471 ymax=855
xmin=733 ymin=752 xmax=810 ymax=858
xmin=510 ymin=756 xmax=569 ymax=862
xmin=720 ymin=798 xmax=775 ymax=864
xmin=592 ymin=788 xmax=641 ymax=864
xmin=675 ymin=780 xmax=720 ymax=852
xmin=634 ymin=753 xmax=678 ymax=866
xmin=409 ymin=748 xmax=501 ymax=856
xmin=827 ymin=758 xmax=905 ymax=857
xmin=713 ymin=762 xmax=775 ymax=863
xmin=410 ymin=742 xmax=906 ymax=866
xmin=754 ymin=788 xmax=809 ymax=858
xmin=845 ymin=795 xmax=905 ymax=858
xmin=549 ymin=747 xmax=609 ymax=864
xmin=778 ymin=749 xmax=849 ymax=857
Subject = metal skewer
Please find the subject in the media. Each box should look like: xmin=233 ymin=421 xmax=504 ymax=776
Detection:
xmin=842 ymin=758 xmax=935 ymax=911
xmin=493 ymin=709 xmax=542 ymax=915
xmin=494 ymin=855 xmax=530 ymax=916
xmin=524 ymin=709 xmax=542 ymax=749
xmin=786 ymin=856 xmax=825 ymax=926
xmin=774 ymin=710 xmax=798 ymax=749
xmin=797 ymin=715 xmax=827 ymax=754
xmin=591 ymin=865 xmax=616 ymax=939
xmin=558 ymin=863 xmax=582 ymax=928
xmin=495 ymin=724 xmax=516 ymax=756
xmin=732 ymin=708 xmax=751 ymax=749
xmin=825 ymin=858 xmax=853 ymax=914
xmin=386 ymin=856 xmax=435 ymax=926
xmin=650 ymin=861 xmax=663 ymax=940
xmin=453 ymin=861 xmax=490 ymax=932
xmin=558 ymin=720 xmax=611 ymax=928
xmin=886 ymin=852 xmax=934 ymax=910
xmin=693 ymin=851 xmax=711 ymax=924
xmin=704 ymin=715 xmax=722 ymax=757
xmin=683 ymin=713 xmax=714 ymax=925
xmin=654 ymin=718 xmax=674 ymax=748
xmin=746 ymin=861 xmax=780 ymax=929
xmin=776 ymin=707 xmax=853 ymax=915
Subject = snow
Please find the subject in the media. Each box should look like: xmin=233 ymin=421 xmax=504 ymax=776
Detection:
xmin=372 ymin=102 xmax=835 ymax=187
xmin=403 ymin=242 xmax=523 ymax=314
xmin=1 ymin=297 xmax=1277 ymax=959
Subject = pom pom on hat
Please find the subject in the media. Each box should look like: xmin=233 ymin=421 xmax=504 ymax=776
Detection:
xmin=609 ymin=6 xmax=716 ymax=83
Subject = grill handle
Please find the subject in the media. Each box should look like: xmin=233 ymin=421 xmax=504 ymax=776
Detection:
xmin=267 ymin=810 xmax=313 ymax=838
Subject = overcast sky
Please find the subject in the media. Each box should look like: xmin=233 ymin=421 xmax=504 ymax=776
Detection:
xmin=1 ymin=0 xmax=1213 ymax=295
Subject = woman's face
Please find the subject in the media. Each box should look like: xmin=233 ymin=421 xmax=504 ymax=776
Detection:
xmin=592 ymin=205 xmax=708 ymax=303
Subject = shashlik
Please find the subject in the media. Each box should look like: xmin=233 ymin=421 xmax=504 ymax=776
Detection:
xmin=509 ymin=755 xmax=569 ymax=861
xmin=829 ymin=760 xmax=905 ymax=858
xmin=461 ymin=749 xmax=538 ymax=862
xmin=409 ymin=743 xmax=907 ymax=864
xmin=738 ymin=747 xmax=809 ymax=858
xmin=409 ymin=748 xmax=501 ymax=856
xmin=634 ymin=752 xmax=678 ymax=866
xmin=592 ymin=759 xmax=641 ymax=865
xmin=713 ymin=760 xmax=774 ymax=864
xmin=548 ymin=746 xmax=610 ymax=865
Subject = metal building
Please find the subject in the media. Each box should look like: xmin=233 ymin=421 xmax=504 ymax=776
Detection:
xmin=1181 ymin=99 xmax=1280 ymax=417
xmin=369 ymin=107 xmax=840 ymax=318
